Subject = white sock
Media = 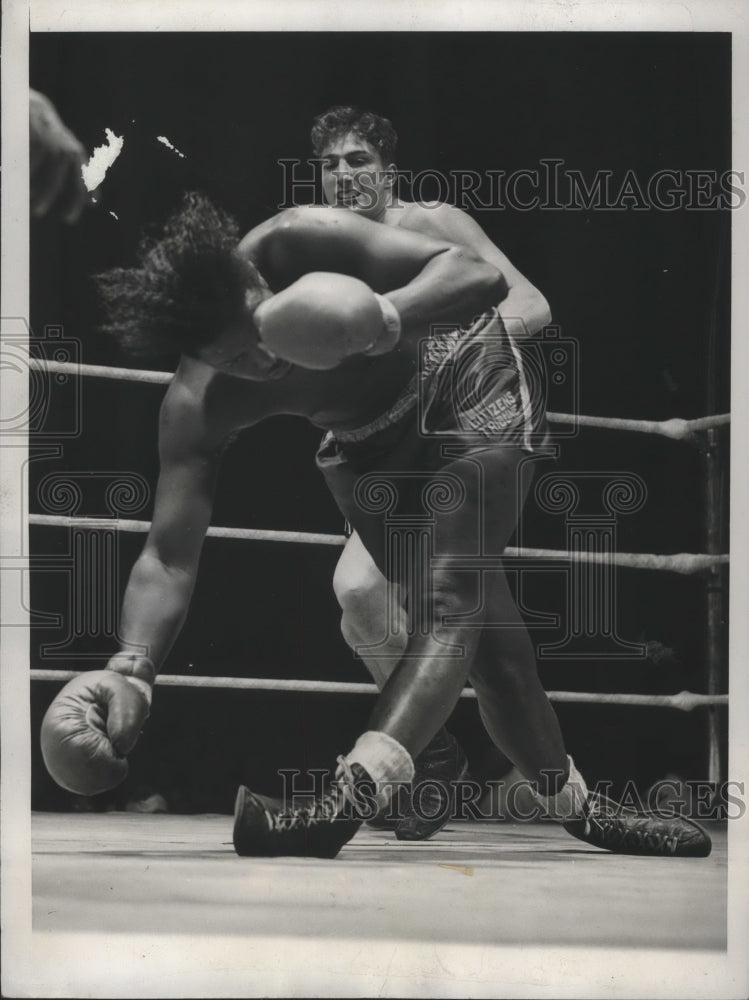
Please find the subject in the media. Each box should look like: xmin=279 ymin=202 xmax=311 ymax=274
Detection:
xmin=537 ymin=755 xmax=589 ymax=821
xmin=338 ymin=730 xmax=415 ymax=810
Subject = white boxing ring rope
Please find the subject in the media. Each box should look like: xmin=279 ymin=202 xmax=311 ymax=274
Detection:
xmin=27 ymin=356 xmax=730 ymax=779
xmin=30 ymin=669 xmax=728 ymax=711
xmin=27 ymin=513 xmax=728 ymax=574
xmin=29 ymin=356 xmax=730 ymax=439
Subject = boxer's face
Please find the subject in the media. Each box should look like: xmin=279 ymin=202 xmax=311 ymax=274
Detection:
xmin=319 ymin=132 xmax=394 ymax=220
xmin=195 ymin=285 xmax=284 ymax=381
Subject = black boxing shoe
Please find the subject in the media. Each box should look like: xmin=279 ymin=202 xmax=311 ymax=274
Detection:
xmin=233 ymin=760 xmax=375 ymax=859
xmin=563 ymin=792 xmax=712 ymax=857
xmin=395 ymin=730 xmax=469 ymax=842
xmin=365 ymin=784 xmax=407 ymax=832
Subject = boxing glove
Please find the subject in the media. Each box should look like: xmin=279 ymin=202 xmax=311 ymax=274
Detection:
xmin=40 ymin=668 xmax=152 ymax=796
xmin=253 ymin=272 xmax=401 ymax=370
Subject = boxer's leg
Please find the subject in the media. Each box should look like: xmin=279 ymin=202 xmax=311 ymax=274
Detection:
xmin=467 ymin=569 xmax=569 ymax=795
xmin=236 ymin=441 xmax=712 ymax=858
xmin=333 ymin=531 xmax=515 ymax=786
xmin=334 ymin=530 xmax=474 ymax=838
xmin=355 ymin=447 xmax=711 ymax=854
xmin=367 ymin=445 xmax=568 ymax=789
xmin=333 ymin=531 xmax=407 ymax=687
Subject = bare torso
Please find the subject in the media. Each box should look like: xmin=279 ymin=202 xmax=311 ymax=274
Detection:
xmin=167 ymin=201 xmax=476 ymax=449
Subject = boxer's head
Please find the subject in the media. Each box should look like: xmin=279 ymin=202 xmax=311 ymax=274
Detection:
xmin=96 ymin=192 xmax=271 ymax=368
xmin=311 ymin=106 xmax=397 ymax=220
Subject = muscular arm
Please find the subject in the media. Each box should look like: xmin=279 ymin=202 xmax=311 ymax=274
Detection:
xmin=108 ymin=382 xmax=224 ymax=681
xmin=408 ymin=203 xmax=551 ymax=338
xmin=239 ymin=206 xmax=507 ymax=333
xmin=40 ymin=379 xmax=239 ymax=795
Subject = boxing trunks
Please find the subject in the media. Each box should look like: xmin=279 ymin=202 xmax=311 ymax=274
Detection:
xmin=316 ymin=308 xmax=551 ymax=575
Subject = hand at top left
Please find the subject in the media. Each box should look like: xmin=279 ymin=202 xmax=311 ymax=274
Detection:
xmin=30 ymin=88 xmax=89 ymax=224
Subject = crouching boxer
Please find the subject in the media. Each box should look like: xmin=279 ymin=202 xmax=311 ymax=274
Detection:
xmin=42 ymin=192 xmax=711 ymax=861
xmin=40 ymin=191 xmax=506 ymax=798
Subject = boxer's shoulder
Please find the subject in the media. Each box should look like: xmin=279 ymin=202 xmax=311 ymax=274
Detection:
xmin=238 ymin=206 xmax=358 ymax=253
xmin=159 ymin=367 xmax=213 ymax=451
xmin=388 ymin=199 xmax=461 ymax=235
xmin=238 ymin=207 xmax=371 ymax=285
xmin=168 ymin=355 xmax=217 ymax=410
xmin=162 ymin=360 xmax=254 ymax=454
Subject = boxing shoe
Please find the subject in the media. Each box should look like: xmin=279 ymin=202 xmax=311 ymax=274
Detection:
xmin=233 ymin=760 xmax=375 ymax=859
xmin=364 ymin=785 xmax=406 ymax=832
xmin=396 ymin=730 xmax=469 ymax=841
xmin=365 ymin=729 xmax=469 ymax=839
xmin=563 ymin=792 xmax=712 ymax=857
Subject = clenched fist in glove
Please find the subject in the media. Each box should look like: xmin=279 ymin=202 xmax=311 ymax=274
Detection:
xmin=253 ymin=272 xmax=401 ymax=370
xmin=40 ymin=657 xmax=154 ymax=796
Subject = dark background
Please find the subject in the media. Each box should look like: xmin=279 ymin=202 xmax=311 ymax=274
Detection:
xmin=29 ymin=32 xmax=730 ymax=812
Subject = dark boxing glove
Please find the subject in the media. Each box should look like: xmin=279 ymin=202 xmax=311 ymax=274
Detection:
xmin=40 ymin=665 xmax=152 ymax=796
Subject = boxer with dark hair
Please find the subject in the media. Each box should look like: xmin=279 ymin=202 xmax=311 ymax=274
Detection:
xmin=41 ymin=191 xmax=711 ymax=861
xmin=313 ymin=105 xmax=552 ymax=839
xmin=311 ymin=104 xmax=398 ymax=170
